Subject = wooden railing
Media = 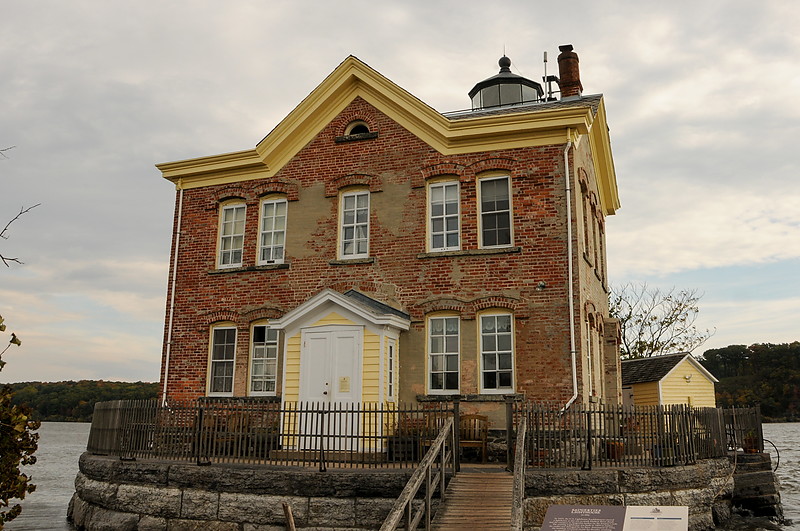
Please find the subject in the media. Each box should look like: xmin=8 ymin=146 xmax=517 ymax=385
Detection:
xmin=88 ymin=398 xmax=453 ymax=469
xmin=511 ymin=403 xmax=746 ymax=469
xmin=380 ymin=417 xmax=455 ymax=531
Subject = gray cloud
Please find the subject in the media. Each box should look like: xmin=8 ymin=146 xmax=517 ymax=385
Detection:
xmin=2 ymin=0 xmax=798 ymax=381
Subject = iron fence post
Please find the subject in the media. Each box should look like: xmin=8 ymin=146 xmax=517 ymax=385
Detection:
xmin=453 ymin=396 xmax=461 ymax=472
xmin=582 ymin=409 xmax=592 ymax=470
xmin=195 ymin=406 xmax=206 ymax=466
xmin=318 ymin=409 xmax=327 ymax=472
xmin=505 ymin=395 xmax=514 ymax=471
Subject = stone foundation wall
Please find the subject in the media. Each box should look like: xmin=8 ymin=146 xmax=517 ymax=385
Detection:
xmin=731 ymin=452 xmax=783 ymax=520
xmin=523 ymin=458 xmax=735 ymax=531
xmin=70 ymin=453 xmax=419 ymax=530
xmin=71 ymin=453 xmax=739 ymax=531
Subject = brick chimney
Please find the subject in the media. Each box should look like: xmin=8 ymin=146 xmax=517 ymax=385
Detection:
xmin=557 ymin=44 xmax=583 ymax=99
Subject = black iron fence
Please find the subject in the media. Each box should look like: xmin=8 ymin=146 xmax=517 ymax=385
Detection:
xmin=87 ymin=399 xmax=763 ymax=470
xmin=511 ymin=402 xmax=762 ymax=469
xmin=88 ymin=398 xmax=453 ymax=469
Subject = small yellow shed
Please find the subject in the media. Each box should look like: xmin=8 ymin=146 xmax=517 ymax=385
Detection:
xmin=621 ymin=353 xmax=718 ymax=408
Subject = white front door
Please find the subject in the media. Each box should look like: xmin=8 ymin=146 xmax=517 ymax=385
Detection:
xmin=298 ymin=326 xmax=362 ymax=449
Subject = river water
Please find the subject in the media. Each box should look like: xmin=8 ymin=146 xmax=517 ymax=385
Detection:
xmin=5 ymin=422 xmax=800 ymax=529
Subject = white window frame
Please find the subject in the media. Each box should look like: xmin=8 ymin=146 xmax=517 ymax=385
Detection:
xmin=340 ymin=190 xmax=370 ymax=259
xmin=249 ymin=324 xmax=279 ymax=396
xmin=478 ymin=175 xmax=513 ymax=248
xmin=258 ymin=197 xmax=287 ymax=265
xmin=479 ymin=312 xmax=515 ymax=393
xmin=427 ymin=316 xmax=460 ymax=394
xmin=208 ymin=326 xmax=237 ymax=396
xmin=218 ymin=203 xmax=246 ymax=268
xmin=428 ymin=180 xmax=461 ymax=251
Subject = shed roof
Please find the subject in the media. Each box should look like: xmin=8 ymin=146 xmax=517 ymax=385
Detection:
xmin=622 ymin=353 xmax=693 ymax=386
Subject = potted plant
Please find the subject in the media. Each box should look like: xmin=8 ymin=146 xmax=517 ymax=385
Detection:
xmin=604 ymin=439 xmax=624 ymax=460
xmin=742 ymin=430 xmax=760 ymax=453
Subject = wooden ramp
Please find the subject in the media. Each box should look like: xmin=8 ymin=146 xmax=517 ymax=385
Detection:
xmin=431 ymin=467 xmax=513 ymax=530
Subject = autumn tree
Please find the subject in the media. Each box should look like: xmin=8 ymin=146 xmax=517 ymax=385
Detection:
xmin=610 ymin=282 xmax=714 ymax=359
xmin=0 ymin=176 xmax=40 ymax=524
xmin=0 ymin=317 xmax=39 ymax=525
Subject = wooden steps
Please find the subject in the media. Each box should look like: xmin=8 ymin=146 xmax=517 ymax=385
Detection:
xmin=431 ymin=468 xmax=514 ymax=530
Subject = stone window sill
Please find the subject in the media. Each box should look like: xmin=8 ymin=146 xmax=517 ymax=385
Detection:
xmin=416 ymin=393 xmax=524 ymax=403
xmin=335 ymin=132 xmax=379 ymax=143
xmin=417 ymin=246 xmax=521 ymax=259
xmin=209 ymin=263 xmax=290 ymax=275
xmin=329 ymin=257 xmax=375 ymax=266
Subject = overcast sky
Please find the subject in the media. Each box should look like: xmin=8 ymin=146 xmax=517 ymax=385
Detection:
xmin=1 ymin=1 xmax=798 ymax=383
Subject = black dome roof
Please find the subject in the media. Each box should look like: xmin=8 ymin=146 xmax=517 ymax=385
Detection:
xmin=468 ymin=56 xmax=543 ymax=99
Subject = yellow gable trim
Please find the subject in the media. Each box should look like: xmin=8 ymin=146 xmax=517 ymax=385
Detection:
xmin=587 ymin=100 xmax=620 ymax=215
xmin=157 ymin=56 xmax=619 ymax=215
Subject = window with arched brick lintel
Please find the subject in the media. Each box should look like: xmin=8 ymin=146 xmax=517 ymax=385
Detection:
xmin=208 ymin=322 xmax=237 ymax=397
xmin=325 ymin=174 xmax=381 ymax=197
xmin=478 ymin=309 xmax=515 ymax=394
xmin=426 ymin=311 xmax=461 ymax=395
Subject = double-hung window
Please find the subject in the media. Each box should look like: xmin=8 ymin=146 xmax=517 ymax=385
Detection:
xmin=479 ymin=177 xmax=512 ymax=247
xmin=429 ymin=181 xmax=460 ymax=251
xmin=209 ymin=327 xmax=236 ymax=395
xmin=219 ymin=203 xmax=246 ymax=268
xmin=428 ymin=316 xmax=459 ymax=393
xmin=250 ymin=325 xmax=279 ymax=395
xmin=341 ymin=190 xmax=370 ymax=258
xmin=480 ymin=313 xmax=514 ymax=392
xmin=258 ymin=198 xmax=287 ymax=264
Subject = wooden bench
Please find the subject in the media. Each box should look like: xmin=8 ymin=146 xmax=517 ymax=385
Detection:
xmin=459 ymin=414 xmax=488 ymax=463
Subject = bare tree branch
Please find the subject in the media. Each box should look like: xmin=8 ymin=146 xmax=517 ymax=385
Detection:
xmin=610 ymin=282 xmax=715 ymax=359
xmin=0 ymin=204 xmax=40 ymax=267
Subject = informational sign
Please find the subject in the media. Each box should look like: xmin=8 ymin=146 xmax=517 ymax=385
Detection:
xmin=624 ymin=506 xmax=688 ymax=530
xmin=542 ymin=505 xmax=688 ymax=531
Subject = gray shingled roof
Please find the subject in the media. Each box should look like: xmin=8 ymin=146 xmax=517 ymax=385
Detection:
xmin=445 ymin=93 xmax=603 ymax=120
xmin=343 ymin=289 xmax=410 ymax=320
xmin=621 ymin=353 xmax=691 ymax=386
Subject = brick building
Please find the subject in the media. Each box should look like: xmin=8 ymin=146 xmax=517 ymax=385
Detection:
xmin=156 ymin=46 xmax=621 ymax=417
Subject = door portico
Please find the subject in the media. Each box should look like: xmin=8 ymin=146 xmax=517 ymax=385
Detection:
xmin=271 ymin=289 xmax=410 ymax=405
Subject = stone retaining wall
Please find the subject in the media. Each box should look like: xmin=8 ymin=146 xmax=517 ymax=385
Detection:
xmin=69 ymin=453 xmax=419 ymax=530
xmin=71 ymin=453 xmax=739 ymax=531
xmin=522 ymin=458 xmax=735 ymax=530
xmin=730 ymin=452 xmax=783 ymax=520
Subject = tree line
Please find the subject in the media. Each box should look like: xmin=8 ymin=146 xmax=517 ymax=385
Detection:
xmin=698 ymin=342 xmax=800 ymax=422
xmin=8 ymin=380 xmax=159 ymax=422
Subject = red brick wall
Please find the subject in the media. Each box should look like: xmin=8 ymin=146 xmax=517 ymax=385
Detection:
xmin=159 ymin=97 xmax=617 ymax=404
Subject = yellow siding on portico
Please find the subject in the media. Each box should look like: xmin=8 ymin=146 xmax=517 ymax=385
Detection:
xmin=284 ymin=334 xmax=301 ymax=402
xmin=362 ymin=329 xmax=381 ymax=402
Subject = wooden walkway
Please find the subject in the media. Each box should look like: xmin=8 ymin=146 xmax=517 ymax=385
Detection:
xmin=431 ymin=467 xmax=513 ymax=530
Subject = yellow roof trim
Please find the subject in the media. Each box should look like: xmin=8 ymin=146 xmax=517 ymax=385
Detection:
xmin=158 ymin=56 xmax=619 ymax=210
xmin=156 ymin=150 xmax=264 ymax=188
xmin=587 ymin=100 xmax=620 ymax=215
